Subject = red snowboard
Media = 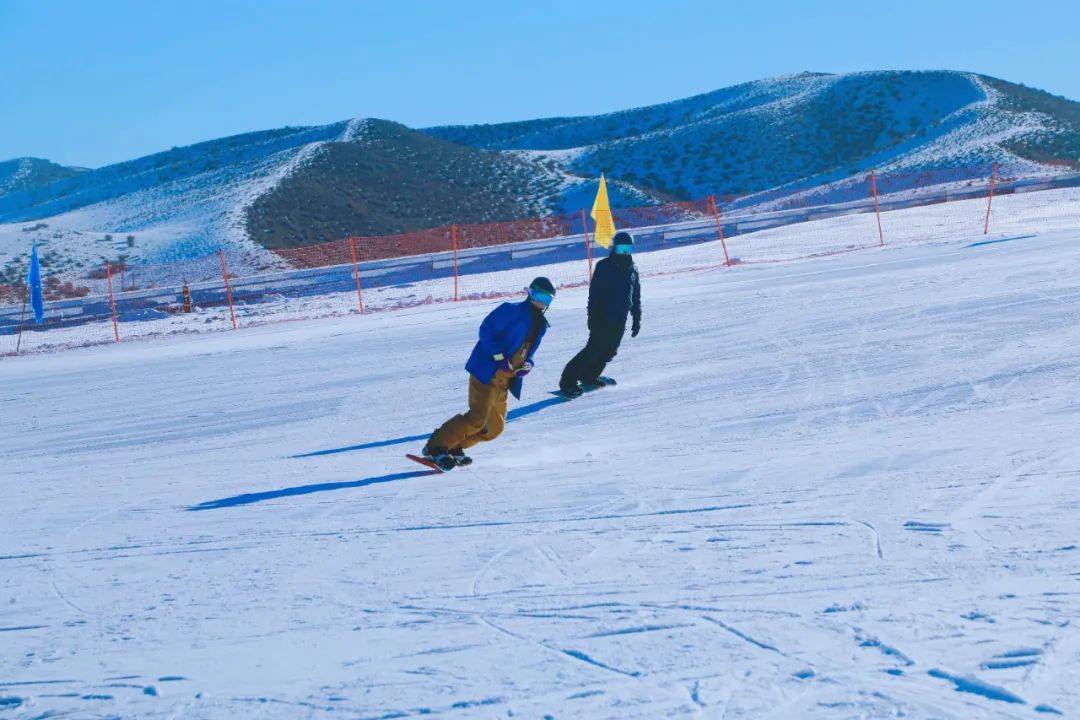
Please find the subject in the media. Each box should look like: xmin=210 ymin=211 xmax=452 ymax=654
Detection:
xmin=405 ymin=454 xmax=447 ymax=473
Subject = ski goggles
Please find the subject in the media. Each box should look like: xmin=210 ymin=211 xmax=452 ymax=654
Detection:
xmin=529 ymin=288 xmax=554 ymax=307
xmin=613 ymin=244 xmax=633 ymax=255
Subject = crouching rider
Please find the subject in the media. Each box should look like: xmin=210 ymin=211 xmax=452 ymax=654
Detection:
xmin=422 ymin=277 xmax=556 ymax=470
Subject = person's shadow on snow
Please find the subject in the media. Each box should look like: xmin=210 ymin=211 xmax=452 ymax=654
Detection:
xmin=188 ymin=396 xmax=568 ymax=511
xmin=187 ymin=470 xmax=431 ymax=511
xmin=286 ymin=396 xmax=566 ymax=459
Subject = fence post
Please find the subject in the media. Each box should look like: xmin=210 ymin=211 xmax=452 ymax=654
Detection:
xmin=579 ymin=208 xmax=594 ymax=281
xmin=105 ymin=262 xmax=120 ymax=343
xmin=15 ymin=285 xmax=28 ymax=354
xmin=348 ymin=236 xmax=365 ymax=314
xmin=983 ymin=161 xmax=998 ymax=235
xmin=219 ymin=250 xmax=238 ymax=330
xmin=708 ymin=195 xmax=732 ymax=266
xmin=450 ymin=224 xmax=460 ymax=301
xmin=869 ymin=172 xmax=885 ymax=247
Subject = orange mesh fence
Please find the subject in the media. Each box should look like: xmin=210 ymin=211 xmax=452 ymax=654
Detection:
xmin=879 ymin=169 xmax=1080 ymax=247
xmin=608 ymin=198 xmax=728 ymax=277
xmin=873 ymin=163 xmax=1005 ymax=197
xmin=868 ymin=164 xmax=1002 ymax=246
xmin=0 ymin=259 xmax=122 ymax=355
xmin=0 ymin=267 xmax=111 ymax=355
xmin=274 ymin=238 xmax=353 ymax=269
xmin=353 ymin=227 xmax=456 ymax=312
xmin=857 ymin=164 xmax=1080 ymax=247
xmin=221 ymin=227 xmax=460 ymax=325
xmin=737 ymin=163 xmax=1006 ymax=213
xmin=613 ymin=198 xmax=715 ymax=228
xmin=454 ymin=214 xmax=589 ymax=301
xmin=716 ymin=175 xmax=883 ymax=264
xmin=359 ymin=226 xmax=453 ymax=262
xmin=720 ymin=166 xmax=1080 ymax=261
xmin=1 ymin=253 xmax=239 ymax=355
xmin=4 ymin=164 xmax=1079 ymax=356
xmin=456 ymin=215 xmax=578 ymax=251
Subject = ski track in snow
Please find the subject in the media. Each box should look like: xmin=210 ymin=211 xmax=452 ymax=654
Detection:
xmin=1 ymin=226 xmax=1080 ymax=718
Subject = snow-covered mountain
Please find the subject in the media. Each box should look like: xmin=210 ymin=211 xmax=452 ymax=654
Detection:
xmin=245 ymin=119 xmax=579 ymax=249
xmin=0 ymin=157 xmax=86 ymax=195
xmin=1 ymin=70 xmax=1076 ymax=281
xmin=0 ymin=123 xmax=356 ymax=280
xmin=428 ymin=71 xmax=1079 ymax=201
xmin=0 ymin=120 xmax=652 ymax=280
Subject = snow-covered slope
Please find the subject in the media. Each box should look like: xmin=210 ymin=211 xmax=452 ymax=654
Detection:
xmin=0 ymin=157 xmax=86 ymax=195
xmin=0 ymin=123 xmax=356 ymax=278
xmin=2 ymin=70 xmax=1077 ymax=283
xmin=244 ymin=119 xmax=577 ymax=248
xmin=2 ymin=223 xmax=1078 ymax=718
xmin=428 ymin=70 xmax=1079 ymax=202
xmin=0 ymin=121 xmax=593 ymax=278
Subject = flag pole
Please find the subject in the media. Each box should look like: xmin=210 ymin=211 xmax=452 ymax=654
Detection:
xmin=15 ymin=285 xmax=28 ymax=354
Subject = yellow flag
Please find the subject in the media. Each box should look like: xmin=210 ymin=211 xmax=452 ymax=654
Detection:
xmin=590 ymin=173 xmax=616 ymax=248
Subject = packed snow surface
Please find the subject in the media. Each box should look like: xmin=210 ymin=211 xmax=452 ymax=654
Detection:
xmin=2 ymin=228 xmax=1079 ymax=718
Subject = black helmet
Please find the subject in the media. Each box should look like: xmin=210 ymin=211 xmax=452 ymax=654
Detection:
xmin=612 ymin=231 xmax=634 ymax=247
xmin=529 ymin=276 xmax=556 ymax=296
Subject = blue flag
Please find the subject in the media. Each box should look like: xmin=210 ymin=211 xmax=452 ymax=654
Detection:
xmin=27 ymin=244 xmax=44 ymax=325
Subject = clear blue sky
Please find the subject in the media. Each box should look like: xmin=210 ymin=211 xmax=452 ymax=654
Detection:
xmin=3 ymin=0 xmax=1078 ymax=168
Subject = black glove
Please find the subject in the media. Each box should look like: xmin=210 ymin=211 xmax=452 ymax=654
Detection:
xmin=631 ymin=319 xmax=641 ymax=338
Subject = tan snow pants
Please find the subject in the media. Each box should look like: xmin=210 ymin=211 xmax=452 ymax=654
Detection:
xmin=430 ymin=371 xmax=512 ymax=451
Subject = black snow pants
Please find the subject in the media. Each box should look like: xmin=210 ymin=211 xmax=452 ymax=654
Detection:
xmin=560 ymin=323 xmax=625 ymax=389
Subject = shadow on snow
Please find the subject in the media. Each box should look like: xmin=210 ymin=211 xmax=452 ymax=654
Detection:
xmin=188 ymin=397 xmax=568 ymax=511
xmin=187 ymin=470 xmax=432 ymax=511
xmin=287 ymin=396 xmax=567 ymax=459
xmin=289 ymin=434 xmax=429 ymax=458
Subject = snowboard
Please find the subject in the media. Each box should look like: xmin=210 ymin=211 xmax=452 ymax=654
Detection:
xmin=405 ymin=453 xmax=449 ymax=473
xmin=550 ymin=376 xmax=617 ymax=399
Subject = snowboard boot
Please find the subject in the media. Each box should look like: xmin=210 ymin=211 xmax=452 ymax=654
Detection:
xmin=559 ymin=383 xmax=584 ymax=399
xmin=422 ymin=437 xmax=458 ymax=472
xmin=450 ymin=448 xmax=473 ymax=467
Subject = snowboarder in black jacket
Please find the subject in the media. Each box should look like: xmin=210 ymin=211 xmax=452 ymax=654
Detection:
xmin=560 ymin=231 xmax=641 ymax=397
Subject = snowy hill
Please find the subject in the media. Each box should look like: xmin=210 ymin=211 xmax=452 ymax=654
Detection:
xmin=982 ymin=75 xmax=1080 ymax=165
xmin=427 ymin=70 xmax=1079 ymax=200
xmin=0 ymin=157 xmax=86 ymax=195
xmin=0 ymin=122 xmax=358 ymax=279
xmin=0 ymin=119 xmax=662 ymax=280
xmin=2 ymin=222 xmax=1078 ymax=717
xmin=245 ymin=119 xmax=573 ymax=248
xmin=1 ymin=70 xmax=1077 ymax=282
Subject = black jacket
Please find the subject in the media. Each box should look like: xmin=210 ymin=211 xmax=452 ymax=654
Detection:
xmin=587 ymin=252 xmax=641 ymax=330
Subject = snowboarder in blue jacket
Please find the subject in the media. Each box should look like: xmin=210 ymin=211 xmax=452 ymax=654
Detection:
xmin=423 ymin=277 xmax=556 ymax=470
xmin=560 ymin=231 xmax=641 ymax=397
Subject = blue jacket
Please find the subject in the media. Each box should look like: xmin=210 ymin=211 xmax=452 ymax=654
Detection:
xmin=465 ymin=300 xmax=549 ymax=399
xmin=588 ymin=254 xmax=641 ymax=329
